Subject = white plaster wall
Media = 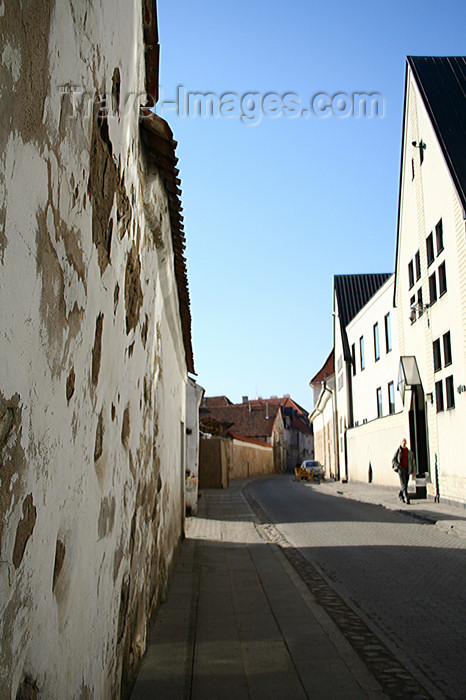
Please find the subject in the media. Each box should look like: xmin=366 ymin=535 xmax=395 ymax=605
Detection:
xmin=185 ymin=378 xmax=204 ymax=515
xmin=347 ymin=412 xmax=407 ymax=486
xmin=333 ymin=293 xmax=347 ymax=473
xmin=0 ymin=2 xmax=188 ymax=697
xmin=395 ymin=66 xmax=466 ymax=505
xmin=346 ymin=275 xmax=402 ymax=425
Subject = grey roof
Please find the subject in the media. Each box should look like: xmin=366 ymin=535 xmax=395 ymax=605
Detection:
xmin=408 ymin=57 xmax=466 ymax=212
xmin=334 ymin=274 xmax=392 ymax=360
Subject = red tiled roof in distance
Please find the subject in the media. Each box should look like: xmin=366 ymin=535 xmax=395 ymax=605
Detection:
xmin=229 ymin=433 xmax=272 ymax=448
xmin=200 ymin=403 xmax=280 ymax=440
xmin=203 ymin=396 xmax=233 ymax=407
xmin=310 ymin=350 xmax=335 ymax=385
xmin=249 ymin=396 xmax=309 ymax=418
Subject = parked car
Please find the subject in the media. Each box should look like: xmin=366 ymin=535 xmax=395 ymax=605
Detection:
xmin=300 ymin=460 xmax=324 ymax=478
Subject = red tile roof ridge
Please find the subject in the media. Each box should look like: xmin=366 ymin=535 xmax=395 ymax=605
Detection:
xmin=229 ymin=433 xmax=272 ymax=448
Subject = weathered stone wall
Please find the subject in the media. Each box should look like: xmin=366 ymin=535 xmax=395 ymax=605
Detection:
xmin=199 ymin=437 xmax=230 ymax=489
xmin=229 ymin=440 xmax=274 ymax=480
xmin=0 ymin=2 xmax=187 ymax=697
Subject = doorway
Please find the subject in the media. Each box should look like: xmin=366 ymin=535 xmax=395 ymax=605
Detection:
xmin=408 ymin=386 xmax=428 ymax=476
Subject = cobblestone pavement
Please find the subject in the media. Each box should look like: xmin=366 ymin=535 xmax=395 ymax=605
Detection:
xmin=246 ymin=475 xmax=466 ymax=700
xmin=131 ymin=482 xmax=390 ymax=700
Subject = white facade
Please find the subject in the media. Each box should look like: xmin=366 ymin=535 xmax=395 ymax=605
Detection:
xmin=394 ymin=59 xmax=466 ymax=505
xmin=309 ymin=376 xmax=338 ymax=479
xmin=0 ymin=2 xmax=192 ymax=698
xmin=334 ymin=276 xmax=406 ymax=484
xmin=185 ymin=378 xmax=204 ymax=515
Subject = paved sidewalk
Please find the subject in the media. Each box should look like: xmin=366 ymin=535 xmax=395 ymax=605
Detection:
xmin=315 ymin=479 xmax=466 ymax=540
xmin=130 ymin=480 xmax=388 ymax=699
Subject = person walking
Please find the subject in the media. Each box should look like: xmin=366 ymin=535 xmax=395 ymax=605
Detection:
xmin=392 ymin=438 xmax=416 ymax=504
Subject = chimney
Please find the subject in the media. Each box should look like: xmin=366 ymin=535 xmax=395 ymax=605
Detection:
xmin=242 ymin=395 xmax=248 ymax=404
xmin=266 ymin=402 xmax=269 ymax=419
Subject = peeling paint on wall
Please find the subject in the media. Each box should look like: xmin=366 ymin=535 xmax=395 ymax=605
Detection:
xmin=0 ymin=2 xmax=189 ymax=696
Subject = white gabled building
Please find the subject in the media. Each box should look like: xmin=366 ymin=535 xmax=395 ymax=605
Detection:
xmin=310 ymin=56 xmax=466 ymax=506
xmin=333 ymin=274 xmax=403 ymax=484
xmin=394 ymin=56 xmax=466 ymax=506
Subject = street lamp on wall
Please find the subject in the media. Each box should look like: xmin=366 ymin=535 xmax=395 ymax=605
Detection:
xmin=409 ymin=300 xmax=431 ymax=324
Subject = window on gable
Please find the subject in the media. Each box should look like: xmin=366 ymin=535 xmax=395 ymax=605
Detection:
xmin=411 ymin=158 xmax=415 ymax=180
xmin=376 ymin=387 xmax=383 ymax=418
xmin=429 ymin=273 xmax=437 ymax=305
xmin=360 ymin=336 xmax=365 ymax=371
xmin=435 ymin=219 xmax=444 ymax=254
xmin=351 ymin=343 xmax=356 ymax=376
xmin=384 ymin=312 xmax=392 ymax=353
xmin=435 ymin=380 xmax=444 ymax=412
xmin=443 ymin=331 xmax=452 ymax=366
xmin=433 ymin=339 xmax=442 ymax=372
xmin=373 ymin=322 xmax=380 ymax=361
xmin=438 ymin=261 xmax=447 ymax=296
xmin=408 ymin=260 xmax=414 ymax=289
xmin=415 ymin=251 xmax=421 ymax=280
xmin=388 ymin=382 xmax=395 ymax=415
xmin=426 ymin=233 xmax=435 ymax=266
xmin=446 ymin=375 xmax=455 ymax=409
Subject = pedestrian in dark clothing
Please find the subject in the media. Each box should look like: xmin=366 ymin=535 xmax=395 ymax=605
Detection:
xmin=392 ymin=438 xmax=416 ymax=504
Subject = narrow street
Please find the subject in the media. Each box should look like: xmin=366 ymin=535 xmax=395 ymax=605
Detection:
xmin=247 ymin=475 xmax=466 ymax=700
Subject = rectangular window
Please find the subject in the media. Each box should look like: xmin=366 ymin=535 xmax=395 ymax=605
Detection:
xmin=373 ymin=322 xmax=380 ymax=361
xmin=384 ymin=313 xmax=392 ymax=352
xmin=426 ymin=233 xmax=435 ymax=266
xmin=446 ymin=375 xmax=455 ymax=409
xmin=388 ymin=382 xmax=395 ymax=415
xmin=410 ymin=295 xmax=416 ymax=323
xmin=360 ymin=336 xmax=365 ymax=371
xmin=438 ymin=261 xmax=447 ymax=296
xmin=429 ymin=273 xmax=437 ymax=305
xmin=411 ymin=158 xmax=415 ymax=180
xmin=351 ymin=343 xmax=356 ymax=376
xmin=435 ymin=380 xmax=444 ymax=412
xmin=376 ymin=387 xmax=383 ymax=418
xmin=417 ymin=287 xmax=424 ymax=316
xmin=415 ymin=250 xmax=421 ymax=280
xmin=435 ymin=219 xmax=444 ymax=254
xmin=408 ymin=260 xmax=414 ymax=289
xmin=433 ymin=338 xmax=442 ymax=372
xmin=443 ymin=331 xmax=452 ymax=366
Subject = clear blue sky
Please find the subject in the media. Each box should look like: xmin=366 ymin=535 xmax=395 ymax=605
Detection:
xmin=157 ymin=1 xmax=466 ymax=412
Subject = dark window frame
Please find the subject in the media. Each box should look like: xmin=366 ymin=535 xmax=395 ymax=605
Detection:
xmin=384 ymin=312 xmax=392 ymax=353
xmin=435 ymin=219 xmax=444 ymax=255
xmin=360 ymin=336 xmax=365 ymax=371
xmin=408 ymin=260 xmax=414 ymax=289
xmin=446 ymin=375 xmax=455 ymax=410
xmin=388 ymin=381 xmax=395 ymax=415
xmin=429 ymin=273 xmax=437 ymax=305
xmin=435 ymin=380 xmax=444 ymax=413
xmin=433 ymin=338 xmax=442 ymax=372
xmin=438 ymin=261 xmax=447 ymax=297
xmin=426 ymin=233 xmax=435 ymax=267
xmin=443 ymin=331 xmax=452 ymax=367
xmin=373 ymin=322 xmax=380 ymax=362
xmin=415 ymin=250 xmax=421 ymax=280
xmin=376 ymin=387 xmax=383 ymax=418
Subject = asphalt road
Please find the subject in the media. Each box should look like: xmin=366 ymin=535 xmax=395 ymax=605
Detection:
xmin=247 ymin=474 xmax=466 ymax=700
